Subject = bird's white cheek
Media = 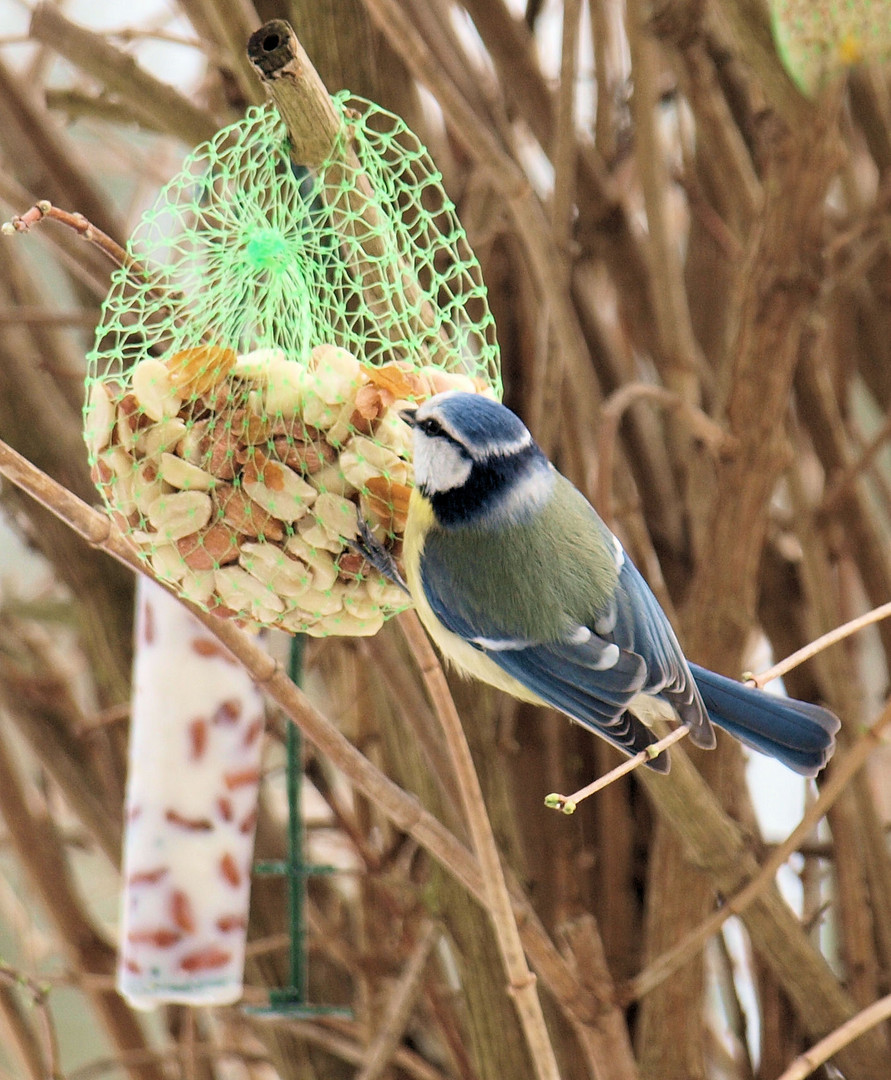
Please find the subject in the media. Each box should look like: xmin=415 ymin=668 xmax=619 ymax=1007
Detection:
xmin=412 ymin=434 xmax=472 ymax=493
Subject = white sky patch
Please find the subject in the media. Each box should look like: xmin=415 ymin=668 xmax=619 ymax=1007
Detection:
xmin=742 ymin=635 xmax=817 ymax=918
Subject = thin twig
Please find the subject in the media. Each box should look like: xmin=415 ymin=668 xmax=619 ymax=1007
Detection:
xmin=106 ymin=28 xmax=206 ymax=51
xmin=544 ymin=725 xmax=690 ymax=813
xmin=589 ymin=0 xmax=617 ymax=161
xmin=76 ymin=702 xmax=131 ymax=737
xmin=747 ymin=601 xmax=891 ymax=689
xmin=4 ymin=199 xmax=194 ymax=338
xmin=3 ymin=200 xmax=131 ymax=267
xmin=0 ymin=175 xmax=112 ymax=299
xmin=775 ymin=991 xmax=891 ymax=1080
xmin=0 ymin=990 xmax=45 ymax=1080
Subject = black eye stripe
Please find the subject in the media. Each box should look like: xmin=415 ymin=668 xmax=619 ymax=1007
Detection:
xmin=417 ymin=414 xmax=476 ymax=457
xmin=428 ymin=441 xmax=543 ymax=525
xmin=421 ymin=418 xmax=470 ymax=456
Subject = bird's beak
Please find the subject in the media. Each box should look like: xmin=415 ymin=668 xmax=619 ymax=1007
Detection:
xmin=399 ymin=407 xmax=417 ymax=427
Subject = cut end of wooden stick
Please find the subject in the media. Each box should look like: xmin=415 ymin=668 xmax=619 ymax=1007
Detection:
xmin=246 ymin=21 xmax=297 ymax=80
xmin=245 ymin=19 xmax=344 ymax=169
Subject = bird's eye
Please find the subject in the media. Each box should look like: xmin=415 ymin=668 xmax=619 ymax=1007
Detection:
xmin=419 ymin=417 xmax=442 ymax=436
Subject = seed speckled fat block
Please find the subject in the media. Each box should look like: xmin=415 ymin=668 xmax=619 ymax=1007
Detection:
xmin=118 ymin=577 xmax=265 ymax=1008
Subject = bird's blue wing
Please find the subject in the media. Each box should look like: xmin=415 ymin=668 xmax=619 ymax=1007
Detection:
xmin=419 ymin=545 xmax=676 ymax=768
xmin=607 ymin=557 xmax=715 ymax=748
xmin=492 ymin=639 xmax=669 ymax=764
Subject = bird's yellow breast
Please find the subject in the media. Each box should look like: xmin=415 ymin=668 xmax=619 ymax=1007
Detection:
xmin=403 ymin=489 xmax=544 ymax=704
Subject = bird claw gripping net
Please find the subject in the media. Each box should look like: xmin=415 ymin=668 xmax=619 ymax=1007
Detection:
xmin=770 ymin=0 xmax=891 ymax=96
xmin=85 ymin=98 xmax=501 ymax=636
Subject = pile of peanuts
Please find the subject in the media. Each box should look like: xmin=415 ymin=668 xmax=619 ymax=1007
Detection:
xmin=85 ymin=343 xmax=492 ymax=635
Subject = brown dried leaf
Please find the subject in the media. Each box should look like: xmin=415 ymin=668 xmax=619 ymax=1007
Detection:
xmin=354 ymin=382 xmax=386 ymax=418
xmin=364 ymin=475 xmax=412 ymax=533
xmin=166 ymin=345 xmax=237 ymax=397
xmin=361 ymin=361 xmax=424 ymax=399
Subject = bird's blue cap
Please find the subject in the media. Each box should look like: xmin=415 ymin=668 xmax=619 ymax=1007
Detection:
xmin=413 ymin=391 xmax=532 ymax=461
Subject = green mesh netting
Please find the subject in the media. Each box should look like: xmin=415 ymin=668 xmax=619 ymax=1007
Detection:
xmin=771 ymin=0 xmax=891 ymax=96
xmin=85 ymin=97 xmax=501 ymax=636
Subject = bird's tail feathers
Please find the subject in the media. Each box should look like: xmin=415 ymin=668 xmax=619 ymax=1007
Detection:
xmin=689 ymin=663 xmax=839 ymax=777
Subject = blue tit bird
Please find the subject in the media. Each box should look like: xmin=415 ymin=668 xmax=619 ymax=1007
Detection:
xmin=397 ymin=391 xmax=839 ymax=776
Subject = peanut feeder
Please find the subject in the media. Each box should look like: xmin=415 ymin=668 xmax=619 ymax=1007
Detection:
xmin=85 ymin=99 xmax=501 ymax=635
